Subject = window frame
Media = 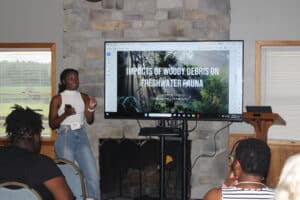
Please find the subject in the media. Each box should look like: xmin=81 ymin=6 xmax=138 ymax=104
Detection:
xmin=0 ymin=43 xmax=56 ymax=142
xmin=255 ymin=40 xmax=300 ymax=140
xmin=255 ymin=40 xmax=300 ymax=103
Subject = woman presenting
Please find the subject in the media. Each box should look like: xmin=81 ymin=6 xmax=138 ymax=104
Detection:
xmin=49 ymin=68 xmax=100 ymax=200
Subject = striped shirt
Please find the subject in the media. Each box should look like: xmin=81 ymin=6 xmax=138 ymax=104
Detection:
xmin=222 ymin=186 xmax=275 ymax=200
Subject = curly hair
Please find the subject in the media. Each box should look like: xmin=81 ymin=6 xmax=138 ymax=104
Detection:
xmin=58 ymin=68 xmax=79 ymax=93
xmin=5 ymin=104 xmax=44 ymax=142
xmin=234 ymin=138 xmax=271 ymax=179
xmin=275 ymin=153 xmax=300 ymax=200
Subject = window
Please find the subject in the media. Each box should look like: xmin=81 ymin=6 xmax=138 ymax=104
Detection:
xmin=256 ymin=41 xmax=300 ymax=140
xmin=0 ymin=43 xmax=56 ymax=139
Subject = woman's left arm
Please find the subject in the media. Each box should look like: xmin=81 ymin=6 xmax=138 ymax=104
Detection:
xmin=82 ymin=93 xmax=97 ymax=124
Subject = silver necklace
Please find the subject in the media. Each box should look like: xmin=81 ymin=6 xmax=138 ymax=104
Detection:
xmin=238 ymin=181 xmax=266 ymax=186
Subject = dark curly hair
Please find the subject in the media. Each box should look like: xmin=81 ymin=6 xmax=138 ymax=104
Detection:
xmin=5 ymin=105 xmax=44 ymax=142
xmin=234 ymin=138 xmax=271 ymax=179
xmin=58 ymin=68 xmax=79 ymax=93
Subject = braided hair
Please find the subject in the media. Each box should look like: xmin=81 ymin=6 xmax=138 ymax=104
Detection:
xmin=58 ymin=68 xmax=79 ymax=93
xmin=234 ymin=138 xmax=271 ymax=179
xmin=5 ymin=104 xmax=44 ymax=142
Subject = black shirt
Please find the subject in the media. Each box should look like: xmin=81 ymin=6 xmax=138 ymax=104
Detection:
xmin=0 ymin=146 xmax=63 ymax=199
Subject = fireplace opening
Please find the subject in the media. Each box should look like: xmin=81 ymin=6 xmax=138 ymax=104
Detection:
xmin=99 ymin=138 xmax=191 ymax=200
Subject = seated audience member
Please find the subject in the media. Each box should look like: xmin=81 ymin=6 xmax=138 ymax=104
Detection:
xmin=275 ymin=153 xmax=300 ymax=200
xmin=0 ymin=105 xmax=74 ymax=200
xmin=203 ymin=138 xmax=275 ymax=200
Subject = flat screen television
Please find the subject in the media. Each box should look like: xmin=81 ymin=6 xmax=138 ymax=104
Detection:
xmin=104 ymin=40 xmax=244 ymax=121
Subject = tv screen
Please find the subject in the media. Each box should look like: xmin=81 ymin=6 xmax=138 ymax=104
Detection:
xmin=104 ymin=40 xmax=244 ymax=121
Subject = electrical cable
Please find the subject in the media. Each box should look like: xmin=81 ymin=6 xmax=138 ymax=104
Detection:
xmin=187 ymin=120 xmax=198 ymax=132
xmin=136 ymin=119 xmax=142 ymax=129
xmin=190 ymin=122 xmax=233 ymax=170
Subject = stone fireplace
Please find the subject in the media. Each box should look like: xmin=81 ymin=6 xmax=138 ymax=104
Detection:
xmin=99 ymin=138 xmax=191 ymax=200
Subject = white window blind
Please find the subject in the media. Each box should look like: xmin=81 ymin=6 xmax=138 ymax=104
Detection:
xmin=261 ymin=46 xmax=300 ymax=140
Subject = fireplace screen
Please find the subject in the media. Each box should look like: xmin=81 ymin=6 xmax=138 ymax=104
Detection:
xmin=99 ymin=138 xmax=191 ymax=200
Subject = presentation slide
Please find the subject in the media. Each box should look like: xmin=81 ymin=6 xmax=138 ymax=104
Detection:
xmin=105 ymin=41 xmax=243 ymax=121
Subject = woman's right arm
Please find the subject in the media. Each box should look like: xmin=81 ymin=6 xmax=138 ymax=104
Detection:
xmin=49 ymin=95 xmax=72 ymax=129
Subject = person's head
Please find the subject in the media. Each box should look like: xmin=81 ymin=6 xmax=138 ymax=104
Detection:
xmin=5 ymin=104 xmax=44 ymax=153
xmin=230 ymin=138 xmax=271 ymax=180
xmin=275 ymin=153 xmax=300 ymax=200
xmin=58 ymin=68 xmax=79 ymax=93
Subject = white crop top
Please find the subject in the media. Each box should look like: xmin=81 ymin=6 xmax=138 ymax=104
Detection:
xmin=58 ymin=90 xmax=85 ymax=125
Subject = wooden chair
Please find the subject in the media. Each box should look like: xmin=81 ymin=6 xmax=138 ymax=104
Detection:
xmin=0 ymin=181 xmax=42 ymax=200
xmin=55 ymin=158 xmax=87 ymax=200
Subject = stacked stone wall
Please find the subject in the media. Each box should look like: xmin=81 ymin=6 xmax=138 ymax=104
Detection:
xmin=63 ymin=0 xmax=230 ymax=198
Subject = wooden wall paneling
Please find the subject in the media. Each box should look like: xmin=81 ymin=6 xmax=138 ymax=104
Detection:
xmin=267 ymin=141 xmax=300 ymax=186
xmin=39 ymin=141 xmax=56 ymax=159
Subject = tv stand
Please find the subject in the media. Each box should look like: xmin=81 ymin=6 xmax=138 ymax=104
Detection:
xmin=139 ymin=120 xmax=189 ymax=200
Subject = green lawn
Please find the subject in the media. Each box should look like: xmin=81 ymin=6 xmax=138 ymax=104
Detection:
xmin=0 ymin=86 xmax=51 ymax=136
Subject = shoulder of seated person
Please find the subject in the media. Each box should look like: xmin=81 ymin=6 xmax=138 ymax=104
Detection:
xmin=203 ymin=187 xmax=221 ymax=200
xmin=32 ymin=153 xmax=55 ymax=163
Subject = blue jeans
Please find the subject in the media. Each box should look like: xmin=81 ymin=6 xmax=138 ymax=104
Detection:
xmin=55 ymin=126 xmax=100 ymax=200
